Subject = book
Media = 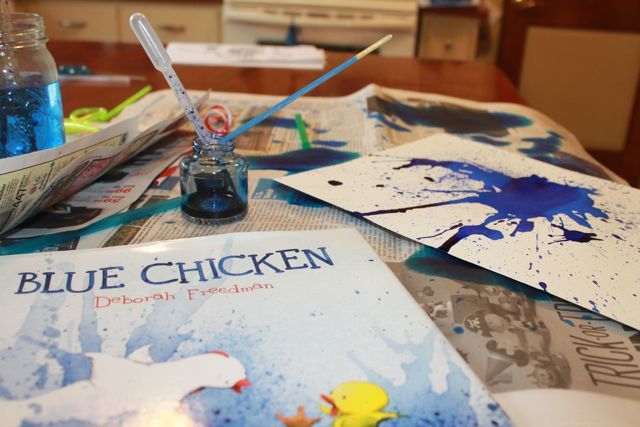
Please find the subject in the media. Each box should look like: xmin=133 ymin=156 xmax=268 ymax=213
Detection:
xmin=0 ymin=228 xmax=510 ymax=426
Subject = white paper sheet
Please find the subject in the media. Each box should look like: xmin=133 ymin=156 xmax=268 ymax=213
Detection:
xmin=277 ymin=134 xmax=640 ymax=329
xmin=167 ymin=42 xmax=326 ymax=69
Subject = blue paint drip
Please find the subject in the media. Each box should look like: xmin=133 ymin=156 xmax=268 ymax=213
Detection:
xmin=367 ymin=112 xmax=411 ymax=132
xmin=519 ymin=131 xmax=610 ymax=179
xmin=247 ymin=148 xmax=359 ymax=173
xmin=357 ymin=158 xmax=608 ymax=252
xmin=79 ymin=292 xmax=102 ymax=353
xmin=34 ymin=365 xmax=48 ymax=389
xmin=538 ymin=282 xmax=547 ymax=291
xmin=469 ymin=135 xmax=511 ymax=147
xmin=363 ymin=331 xmax=511 ymax=426
xmin=252 ymin=116 xmax=298 ymax=129
xmin=48 ymin=349 xmax=92 ymax=387
xmin=404 ymin=247 xmax=551 ymax=301
xmin=311 ymin=140 xmax=348 ymax=148
xmin=367 ymin=95 xmax=532 ymax=135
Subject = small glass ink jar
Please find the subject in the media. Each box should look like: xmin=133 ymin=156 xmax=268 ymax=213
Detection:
xmin=0 ymin=13 xmax=65 ymax=158
xmin=179 ymin=136 xmax=248 ymax=224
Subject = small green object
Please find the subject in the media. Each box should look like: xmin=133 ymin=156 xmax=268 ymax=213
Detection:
xmin=68 ymin=85 xmax=153 ymax=123
xmin=63 ymin=120 xmax=101 ymax=134
xmin=294 ymin=113 xmax=311 ymax=150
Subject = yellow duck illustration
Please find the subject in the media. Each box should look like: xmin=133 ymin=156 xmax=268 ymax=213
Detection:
xmin=320 ymin=381 xmax=398 ymax=427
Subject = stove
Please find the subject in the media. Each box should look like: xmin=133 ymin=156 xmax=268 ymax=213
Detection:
xmin=222 ymin=0 xmax=419 ymax=56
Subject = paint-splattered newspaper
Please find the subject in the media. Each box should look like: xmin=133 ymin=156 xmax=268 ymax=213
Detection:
xmin=5 ymin=85 xmax=640 ymax=416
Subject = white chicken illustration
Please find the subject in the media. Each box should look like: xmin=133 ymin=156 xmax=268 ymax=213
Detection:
xmin=0 ymin=349 xmax=250 ymax=426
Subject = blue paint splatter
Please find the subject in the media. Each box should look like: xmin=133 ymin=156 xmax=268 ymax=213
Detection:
xmin=367 ymin=96 xmax=532 ymax=135
xmin=538 ymin=282 xmax=547 ymax=291
xmin=469 ymin=135 xmax=511 ymax=147
xmin=312 ymin=140 xmax=348 ymax=148
xmin=519 ymin=131 xmax=610 ymax=179
xmin=48 ymin=348 xmax=92 ymax=386
xmin=404 ymin=247 xmax=551 ymax=301
xmin=550 ymin=223 xmax=601 ymax=243
xmin=357 ymin=157 xmax=607 ymax=252
xmin=453 ymin=326 xmax=465 ymax=334
xmin=247 ymin=148 xmax=358 ymax=173
xmin=252 ymin=116 xmax=297 ymax=129
xmin=79 ymin=292 xmax=102 ymax=353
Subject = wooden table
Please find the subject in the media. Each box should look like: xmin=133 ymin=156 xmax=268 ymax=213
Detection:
xmin=49 ymin=41 xmax=525 ymax=115
xmin=52 ymin=41 xmax=637 ymax=184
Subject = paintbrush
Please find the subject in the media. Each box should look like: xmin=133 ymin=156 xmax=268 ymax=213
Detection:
xmin=221 ymin=35 xmax=392 ymax=144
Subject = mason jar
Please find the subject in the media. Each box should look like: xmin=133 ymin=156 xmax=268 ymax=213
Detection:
xmin=0 ymin=12 xmax=65 ymax=158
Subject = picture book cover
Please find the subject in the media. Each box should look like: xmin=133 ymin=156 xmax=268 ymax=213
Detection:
xmin=277 ymin=135 xmax=640 ymax=330
xmin=0 ymin=228 xmax=510 ymax=426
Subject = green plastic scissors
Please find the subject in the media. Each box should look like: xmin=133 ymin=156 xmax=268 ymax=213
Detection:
xmin=64 ymin=85 xmax=152 ymax=134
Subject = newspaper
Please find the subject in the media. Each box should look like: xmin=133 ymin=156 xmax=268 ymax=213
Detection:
xmin=8 ymin=85 xmax=639 ymax=402
xmin=7 ymin=135 xmax=192 ymax=238
xmin=0 ymin=90 xmax=204 ymax=236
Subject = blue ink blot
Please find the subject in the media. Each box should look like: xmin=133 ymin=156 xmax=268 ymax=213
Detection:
xmin=519 ymin=131 xmax=610 ymax=179
xmin=312 ymin=140 xmax=348 ymax=148
xmin=247 ymin=148 xmax=359 ymax=173
xmin=538 ymin=282 xmax=547 ymax=291
xmin=404 ymin=247 xmax=551 ymax=301
xmin=252 ymin=116 xmax=297 ymax=129
xmin=367 ymin=96 xmax=532 ymax=135
xmin=357 ymin=157 xmax=607 ymax=252
xmin=469 ymin=135 xmax=511 ymax=147
xmin=454 ymin=326 xmax=465 ymax=334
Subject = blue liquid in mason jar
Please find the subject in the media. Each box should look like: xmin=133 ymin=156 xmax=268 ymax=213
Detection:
xmin=0 ymin=80 xmax=65 ymax=158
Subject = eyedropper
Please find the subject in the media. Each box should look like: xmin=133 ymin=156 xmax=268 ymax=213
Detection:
xmin=129 ymin=13 xmax=215 ymax=146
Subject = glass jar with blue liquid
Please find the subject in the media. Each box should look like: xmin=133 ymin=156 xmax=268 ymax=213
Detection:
xmin=180 ymin=136 xmax=248 ymax=224
xmin=0 ymin=13 xmax=65 ymax=158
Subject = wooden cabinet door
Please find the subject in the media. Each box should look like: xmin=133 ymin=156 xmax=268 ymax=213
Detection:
xmin=498 ymin=0 xmax=640 ymax=186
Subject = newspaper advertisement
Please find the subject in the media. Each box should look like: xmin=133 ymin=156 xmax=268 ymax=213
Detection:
xmin=7 ymin=84 xmax=639 ymax=402
xmin=0 ymin=90 xmax=203 ymax=236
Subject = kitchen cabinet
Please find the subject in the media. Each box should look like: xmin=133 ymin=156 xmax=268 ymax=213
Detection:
xmin=14 ymin=0 xmax=221 ymax=43
xmin=417 ymin=6 xmax=488 ymax=61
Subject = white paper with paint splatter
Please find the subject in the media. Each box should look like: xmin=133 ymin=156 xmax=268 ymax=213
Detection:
xmin=277 ymin=135 xmax=640 ymax=329
xmin=0 ymin=228 xmax=510 ymax=426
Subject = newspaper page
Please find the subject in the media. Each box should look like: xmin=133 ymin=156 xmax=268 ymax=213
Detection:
xmin=0 ymin=90 xmax=205 ymax=235
xmin=9 ymin=85 xmax=639 ymax=402
xmin=7 ymin=135 xmax=192 ymax=238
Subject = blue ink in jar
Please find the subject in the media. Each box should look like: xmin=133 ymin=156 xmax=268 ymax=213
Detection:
xmin=0 ymin=13 xmax=65 ymax=158
xmin=0 ymin=81 xmax=65 ymax=157
xmin=180 ymin=136 xmax=248 ymax=224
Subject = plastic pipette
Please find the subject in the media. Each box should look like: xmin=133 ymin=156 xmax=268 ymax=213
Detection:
xmin=221 ymin=34 xmax=392 ymax=144
xmin=129 ymin=13 xmax=214 ymax=146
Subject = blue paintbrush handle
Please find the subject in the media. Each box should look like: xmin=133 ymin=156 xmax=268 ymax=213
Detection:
xmin=221 ymin=56 xmax=358 ymax=143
